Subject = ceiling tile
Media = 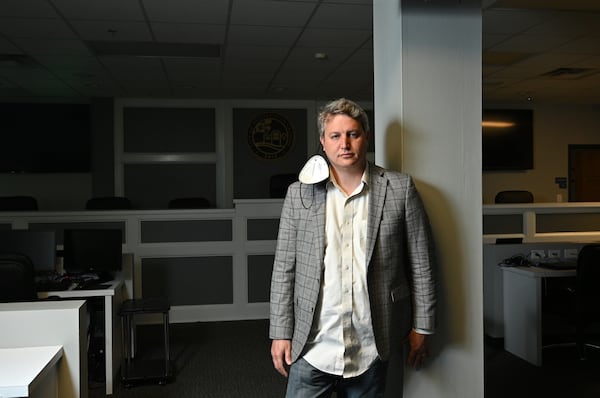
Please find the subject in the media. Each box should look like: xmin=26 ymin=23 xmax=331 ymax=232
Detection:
xmin=51 ymin=0 xmax=145 ymax=20
xmin=0 ymin=37 xmax=22 ymax=53
xmin=231 ymin=0 xmax=315 ymax=26
xmin=0 ymin=0 xmax=59 ymax=18
xmin=572 ymin=55 xmax=600 ymax=68
xmin=308 ymin=3 xmax=372 ymax=30
xmin=163 ymin=57 xmax=221 ymax=81
xmin=0 ymin=18 xmax=76 ymax=40
xmin=482 ymin=34 xmax=510 ymax=50
xmin=228 ymin=25 xmax=302 ymax=46
xmin=483 ymin=9 xmax=549 ymax=35
xmin=297 ymin=28 xmax=371 ymax=48
xmin=553 ymin=36 xmax=600 ymax=53
xmin=143 ymin=0 xmax=229 ymax=24
xmin=19 ymin=78 xmax=82 ymax=97
xmin=151 ymin=23 xmax=226 ymax=44
xmin=513 ymin=52 xmax=590 ymax=69
xmin=491 ymin=33 xmax=573 ymax=53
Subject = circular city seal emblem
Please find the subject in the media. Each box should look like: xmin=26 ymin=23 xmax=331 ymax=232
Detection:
xmin=247 ymin=113 xmax=294 ymax=160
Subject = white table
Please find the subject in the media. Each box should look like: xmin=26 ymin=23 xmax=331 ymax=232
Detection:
xmin=38 ymin=280 xmax=125 ymax=395
xmin=0 ymin=345 xmax=63 ymax=398
xmin=502 ymin=266 xmax=576 ymax=366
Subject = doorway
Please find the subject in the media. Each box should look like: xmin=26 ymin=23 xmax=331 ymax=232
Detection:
xmin=568 ymin=145 xmax=600 ymax=202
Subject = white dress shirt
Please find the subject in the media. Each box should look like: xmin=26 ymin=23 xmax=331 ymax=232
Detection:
xmin=303 ymin=168 xmax=379 ymax=378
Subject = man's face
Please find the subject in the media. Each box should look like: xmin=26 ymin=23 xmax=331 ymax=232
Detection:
xmin=320 ymin=114 xmax=369 ymax=173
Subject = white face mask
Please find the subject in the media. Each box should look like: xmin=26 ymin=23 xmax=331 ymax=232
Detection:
xmin=298 ymin=154 xmax=329 ymax=184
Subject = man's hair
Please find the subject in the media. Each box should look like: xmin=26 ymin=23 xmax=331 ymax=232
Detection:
xmin=317 ymin=98 xmax=370 ymax=137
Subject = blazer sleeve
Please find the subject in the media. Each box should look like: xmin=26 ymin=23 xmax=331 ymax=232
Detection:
xmin=404 ymin=176 xmax=437 ymax=332
xmin=269 ymin=185 xmax=298 ymax=340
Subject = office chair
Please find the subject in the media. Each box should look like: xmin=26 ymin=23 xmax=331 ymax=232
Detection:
xmin=167 ymin=197 xmax=210 ymax=209
xmin=0 ymin=253 xmax=38 ymax=302
xmin=86 ymin=196 xmax=132 ymax=210
xmin=574 ymin=244 xmax=600 ymax=359
xmin=269 ymin=173 xmax=297 ymax=198
xmin=494 ymin=190 xmax=534 ymax=204
xmin=543 ymin=244 xmax=600 ymax=359
xmin=0 ymin=195 xmax=39 ymax=211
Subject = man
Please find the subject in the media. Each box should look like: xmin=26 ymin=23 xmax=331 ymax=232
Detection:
xmin=270 ymin=98 xmax=436 ymax=397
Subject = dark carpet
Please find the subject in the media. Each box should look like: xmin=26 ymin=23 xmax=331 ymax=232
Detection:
xmin=89 ymin=319 xmax=287 ymax=398
xmin=89 ymin=319 xmax=600 ymax=398
xmin=485 ymin=336 xmax=600 ymax=398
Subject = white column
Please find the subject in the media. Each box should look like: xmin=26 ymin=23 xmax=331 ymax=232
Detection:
xmin=374 ymin=1 xmax=484 ymax=397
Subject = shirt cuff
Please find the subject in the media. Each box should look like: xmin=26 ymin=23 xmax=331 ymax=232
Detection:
xmin=414 ymin=328 xmax=435 ymax=335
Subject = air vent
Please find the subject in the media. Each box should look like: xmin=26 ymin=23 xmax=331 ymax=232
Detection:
xmin=540 ymin=67 xmax=597 ymax=79
xmin=85 ymin=41 xmax=221 ymax=58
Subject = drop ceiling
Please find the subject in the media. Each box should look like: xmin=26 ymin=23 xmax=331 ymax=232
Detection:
xmin=0 ymin=0 xmax=599 ymax=104
xmin=483 ymin=0 xmax=600 ymax=105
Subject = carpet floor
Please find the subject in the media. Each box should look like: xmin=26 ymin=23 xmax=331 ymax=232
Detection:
xmin=89 ymin=320 xmax=600 ymax=398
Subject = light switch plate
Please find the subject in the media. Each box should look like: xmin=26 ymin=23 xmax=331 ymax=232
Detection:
xmin=530 ymin=250 xmax=545 ymax=260
xmin=548 ymin=249 xmax=561 ymax=259
xmin=564 ymin=248 xmax=578 ymax=259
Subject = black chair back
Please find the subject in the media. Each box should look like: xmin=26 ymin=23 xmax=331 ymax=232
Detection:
xmin=0 ymin=196 xmax=38 ymax=211
xmin=494 ymin=190 xmax=534 ymax=204
xmin=86 ymin=196 xmax=132 ymax=210
xmin=0 ymin=253 xmax=38 ymax=302
xmin=269 ymin=174 xmax=297 ymax=198
xmin=576 ymin=244 xmax=600 ymax=316
xmin=168 ymin=197 xmax=210 ymax=209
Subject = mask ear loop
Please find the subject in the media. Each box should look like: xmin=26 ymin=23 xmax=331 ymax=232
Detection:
xmin=300 ymin=183 xmax=315 ymax=210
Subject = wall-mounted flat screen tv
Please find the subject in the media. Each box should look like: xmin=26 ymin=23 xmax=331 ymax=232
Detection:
xmin=482 ymin=109 xmax=533 ymax=171
xmin=0 ymin=103 xmax=91 ymax=173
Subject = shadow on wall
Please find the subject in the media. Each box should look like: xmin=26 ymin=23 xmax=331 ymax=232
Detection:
xmin=383 ymin=118 xmax=470 ymax=394
xmin=384 ymin=120 xmax=403 ymax=172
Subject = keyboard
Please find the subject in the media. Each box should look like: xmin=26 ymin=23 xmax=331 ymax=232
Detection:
xmin=73 ymin=279 xmax=110 ymax=290
xmin=35 ymin=278 xmax=72 ymax=292
xmin=536 ymin=261 xmax=577 ymax=270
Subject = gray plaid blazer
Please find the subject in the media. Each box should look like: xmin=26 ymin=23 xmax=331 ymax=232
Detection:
xmin=269 ymin=163 xmax=436 ymax=363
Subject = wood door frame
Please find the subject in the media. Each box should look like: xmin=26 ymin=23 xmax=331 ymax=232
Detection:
xmin=568 ymin=144 xmax=600 ymax=201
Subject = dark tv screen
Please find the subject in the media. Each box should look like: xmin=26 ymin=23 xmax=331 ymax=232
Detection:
xmin=482 ymin=109 xmax=533 ymax=171
xmin=0 ymin=103 xmax=91 ymax=173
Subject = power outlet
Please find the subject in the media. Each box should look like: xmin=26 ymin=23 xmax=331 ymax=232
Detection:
xmin=530 ymin=250 xmax=545 ymax=260
xmin=564 ymin=248 xmax=578 ymax=259
xmin=548 ymin=249 xmax=561 ymax=259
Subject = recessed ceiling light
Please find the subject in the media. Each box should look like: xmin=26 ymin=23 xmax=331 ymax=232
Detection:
xmin=314 ymin=52 xmax=328 ymax=60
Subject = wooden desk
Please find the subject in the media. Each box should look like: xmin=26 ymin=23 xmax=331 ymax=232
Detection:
xmin=38 ymin=280 xmax=125 ymax=395
xmin=502 ymin=266 xmax=576 ymax=366
xmin=0 ymin=345 xmax=63 ymax=398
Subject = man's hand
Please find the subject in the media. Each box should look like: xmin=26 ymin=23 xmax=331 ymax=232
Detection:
xmin=405 ymin=330 xmax=430 ymax=370
xmin=271 ymin=339 xmax=292 ymax=377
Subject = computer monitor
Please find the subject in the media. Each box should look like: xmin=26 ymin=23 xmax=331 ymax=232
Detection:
xmin=0 ymin=229 xmax=57 ymax=273
xmin=63 ymin=229 xmax=122 ymax=278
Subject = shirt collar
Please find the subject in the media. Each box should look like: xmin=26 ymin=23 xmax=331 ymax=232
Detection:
xmin=327 ymin=162 xmax=370 ymax=193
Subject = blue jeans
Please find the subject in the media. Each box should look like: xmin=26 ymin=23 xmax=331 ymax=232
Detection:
xmin=285 ymin=358 xmax=387 ymax=398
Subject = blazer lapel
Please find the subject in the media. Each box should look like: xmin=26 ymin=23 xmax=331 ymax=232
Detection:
xmin=366 ymin=164 xmax=386 ymax=267
xmin=306 ymin=181 xmax=327 ymax=270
